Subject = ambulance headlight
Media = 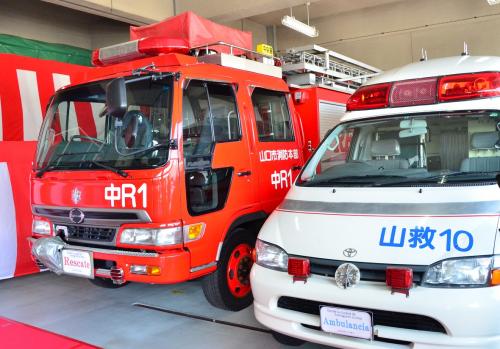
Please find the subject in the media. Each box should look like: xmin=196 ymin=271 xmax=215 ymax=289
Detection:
xmin=120 ymin=227 xmax=182 ymax=246
xmin=423 ymin=256 xmax=493 ymax=287
xmin=255 ymin=239 xmax=288 ymax=272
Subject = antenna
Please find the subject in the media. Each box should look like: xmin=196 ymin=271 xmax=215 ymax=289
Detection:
xmin=420 ymin=48 xmax=428 ymax=61
xmin=461 ymin=42 xmax=469 ymax=56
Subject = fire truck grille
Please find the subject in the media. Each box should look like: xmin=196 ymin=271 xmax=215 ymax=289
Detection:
xmin=277 ymin=296 xmax=447 ymax=334
xmin=65 ymin=225 xmax=116 ymax=242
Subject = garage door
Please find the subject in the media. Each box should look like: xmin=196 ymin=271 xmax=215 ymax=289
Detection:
xmin=319 ymin=101 xmax=345 ymax=140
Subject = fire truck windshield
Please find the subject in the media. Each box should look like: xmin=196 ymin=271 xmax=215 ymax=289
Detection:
xmin=35 ymin=75 xmax=173 ymax=173
xmin=299 ymin=111 xmax=500 ymax=187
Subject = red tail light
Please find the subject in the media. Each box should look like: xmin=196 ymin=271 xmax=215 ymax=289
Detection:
xmin=346 ymin=83 xmax=391 ymax=111
xmin=386 ymin=267 xmax=413 ymax=297
xmin=288 ymin=257 xmax=310 ymax=282
xmin=438 ymin=72 xmax=500 ymax=101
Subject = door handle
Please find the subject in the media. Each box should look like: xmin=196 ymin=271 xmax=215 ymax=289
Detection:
xmin=237 ymin=170 xmax=252 ymax=177
xmin=292 ymin=165 xmax=302 ymax=171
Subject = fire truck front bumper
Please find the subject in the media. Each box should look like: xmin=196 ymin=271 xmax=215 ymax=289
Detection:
xmin=30 ymin=237 xmax=191 ymax=284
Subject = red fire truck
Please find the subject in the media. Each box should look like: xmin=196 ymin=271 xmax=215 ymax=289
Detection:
xmin=30 ymin=12 xmax=377 ymax=310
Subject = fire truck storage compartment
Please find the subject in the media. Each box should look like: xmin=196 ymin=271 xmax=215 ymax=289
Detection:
xmin=291 ymin=86 xmax=350 ymax=158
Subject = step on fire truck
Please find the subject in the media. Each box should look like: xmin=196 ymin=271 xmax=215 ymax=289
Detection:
xmin=29 ymin=11 xmax=377 ymax=310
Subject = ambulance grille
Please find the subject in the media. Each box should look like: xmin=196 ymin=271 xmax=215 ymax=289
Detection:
xmin=277 ymin=296 xmax=447 ymax=334
xmin=306 ymin=257 xmax=426 ymax=285
xmin=65 ymin=225 xmax=116 ymax=242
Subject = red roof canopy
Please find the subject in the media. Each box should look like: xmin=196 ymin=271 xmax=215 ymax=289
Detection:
xmin=130 ymin=11 xmax=253 ymax=54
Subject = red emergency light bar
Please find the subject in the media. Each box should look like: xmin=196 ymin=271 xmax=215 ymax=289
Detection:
xmin=288 ymin=257 xmax=310 ymax=283
xmin=386 ymin=267 xmax=413 ymax=297
xmin=347 ymin=72 xmax=500 ymax=111
xmin=92 ymin=37 xmax=190 ymax=67
xmin=439 ymin=72 xmax=500 ymax=101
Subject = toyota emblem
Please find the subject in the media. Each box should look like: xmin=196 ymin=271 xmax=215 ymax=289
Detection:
xmin=343 ymin=248 xmax=357 ymax=258
xmin=334 ymin=263 xmax=360 ymax=289
xmin=69 ymin=208 xmax=85 ymax=224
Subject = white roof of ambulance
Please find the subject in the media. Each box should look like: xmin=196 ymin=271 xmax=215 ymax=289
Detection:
xmin=367 ymin=55 xmax=500 ymax=85
xmin=342 ymin=55 xmax=500 ymax=122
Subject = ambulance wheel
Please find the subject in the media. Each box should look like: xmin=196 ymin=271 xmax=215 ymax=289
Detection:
xmin=202 ymin=229 xmax=255 ymax=311
xmin=88 ymin=277 xmax=128 ymax=289
xmin=271 ymin=331 xmax=305 ymax=346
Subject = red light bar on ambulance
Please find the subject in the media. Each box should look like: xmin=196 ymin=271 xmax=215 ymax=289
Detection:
xmin=390 ymin=77 xmax=437 ymax=107
xmin=347 ymin=72 xmax=500 ymax=111
xmin=346 ymin=83 xmax=391 ymax=111
xmin=438 ymin=72 xmax=500 ymax=101
xmin=92 ymin=37 xmax=190 ymax=66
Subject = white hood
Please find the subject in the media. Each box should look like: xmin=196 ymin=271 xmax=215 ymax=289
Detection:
xmin=259 ymin=184 xmax=500 ymax=265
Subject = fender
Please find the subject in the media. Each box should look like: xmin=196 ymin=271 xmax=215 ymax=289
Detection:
xmin=215 ymin=211 xmax=268 ymax=261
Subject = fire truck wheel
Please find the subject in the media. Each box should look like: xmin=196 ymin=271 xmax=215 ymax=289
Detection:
xmin=88 ymin=277 xmax=128 ymax=289
xmin=202 ymin=229 xmax=255 ymax=311
xmin=271 ymin=331 xmax=305 ymax=346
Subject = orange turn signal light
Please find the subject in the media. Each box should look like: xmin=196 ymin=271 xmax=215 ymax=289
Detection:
xmin=491 ymin=269 xmax=500 ymax=286
xmin=147 ymin=266 xmax=161 ymax=276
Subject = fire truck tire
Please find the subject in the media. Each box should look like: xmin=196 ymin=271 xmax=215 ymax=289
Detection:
xmin=202 ymin=229 xmax=255 ymax=311
xmin=271 ymin=331 xmax=305 ymax=346
xmin=88 ymin=277 xmax=128 ymax=289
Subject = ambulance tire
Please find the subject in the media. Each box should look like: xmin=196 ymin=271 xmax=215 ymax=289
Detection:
xmin=271 ymin=331 xmax=305 ymax=346
xmin=88 ymin=277 xmax=128 ymax=289
xmin=202 ymin=229 xmax=255 ymax=311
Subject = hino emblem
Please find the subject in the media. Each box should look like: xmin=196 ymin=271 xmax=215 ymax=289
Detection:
xmin=343 ymin=248 xmax=357 ymax=258
xmin=71 ymin=188 xmax=82 ymax=205
xmin=335 ymin=263 xmax=360 ymax=289
xmin=69 ymin=208 xmax=85 ymax=224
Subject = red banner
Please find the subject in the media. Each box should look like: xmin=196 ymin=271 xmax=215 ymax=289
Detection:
xmin=0 ymin=54 xmax=87 ymax=278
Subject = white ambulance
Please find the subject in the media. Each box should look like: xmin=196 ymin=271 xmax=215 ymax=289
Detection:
xmin=251 ymin=55 xmax=500 ymax=349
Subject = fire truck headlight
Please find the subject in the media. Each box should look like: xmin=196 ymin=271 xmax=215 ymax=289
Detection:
xmin=423 ymin=256 xmax=494 ymax=287
xmin=32 ymin=219 xmax=52 ymax=235
xmin=255 ymin=239 xmax=288 ymax=272
xmin=120 ymin=227 xmax=182 ymax=246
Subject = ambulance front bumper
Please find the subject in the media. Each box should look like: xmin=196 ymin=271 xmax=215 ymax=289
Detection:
xmin=30 ymin=237 xmax=191 ymax=284
xmin=251 ymin=264 xmax=500 ymax=349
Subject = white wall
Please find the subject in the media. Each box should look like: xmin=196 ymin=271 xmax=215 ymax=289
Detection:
xmin=223 ymin=19 xmax=268 ymax=48
xmin=276 ymin=0 xmax=500 ymax=70
xmin=0 ymin=0 xmax=129 ymax=50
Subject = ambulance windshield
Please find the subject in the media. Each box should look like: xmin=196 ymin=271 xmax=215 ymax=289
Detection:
xmin=299 ymin=111 xmax=500 ymax=187
xmin=35 ymin=75 xmax=173 ymax=172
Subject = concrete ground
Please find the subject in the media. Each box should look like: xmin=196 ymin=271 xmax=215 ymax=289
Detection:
xmin=0 ymin=273 xmax=328 ymax=349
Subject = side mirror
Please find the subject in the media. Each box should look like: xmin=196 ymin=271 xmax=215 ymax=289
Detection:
xmin=106 ymin=78 xmax=127 ymax=118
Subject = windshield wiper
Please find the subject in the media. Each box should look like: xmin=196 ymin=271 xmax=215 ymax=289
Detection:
xmin=35 ymin=165 xmax=57 ymax=178
xmin=84 ymin=160 xmax=129 ymax=178
xmin=376 ymin=171 xmax=497 ymax=187
xmin=303 ymin=175 xmax=407 ymax=187
xmin=35 ymin=151 xmax=102 ymax=178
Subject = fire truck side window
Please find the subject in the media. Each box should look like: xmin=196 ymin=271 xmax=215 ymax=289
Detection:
xmin=182 ymin=80 xmax=236 ymax=215
xmin=252 ymin=88 xmax=294 ymax=142
xmin=207 ymin=83 xmax=240 ymax=142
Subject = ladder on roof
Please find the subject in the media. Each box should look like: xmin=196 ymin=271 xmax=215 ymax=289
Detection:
xmin=281 ymin=44 xmax=381 ymax=92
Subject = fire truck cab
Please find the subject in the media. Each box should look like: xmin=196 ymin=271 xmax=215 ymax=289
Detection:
xmin=252 ymin=55 xmax=500 ymax=347
xmin=30 ymin=31 xmax=304 ymax=309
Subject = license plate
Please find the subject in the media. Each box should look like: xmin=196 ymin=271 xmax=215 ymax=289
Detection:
xmin=61 ymin=249 xmax=93 ymax=279
xmin=320 ymin=306 xmax=373 ymax=340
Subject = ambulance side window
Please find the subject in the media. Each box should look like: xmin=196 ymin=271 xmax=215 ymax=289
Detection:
xmin=251 ymin=88 xmax=294 ymax=142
